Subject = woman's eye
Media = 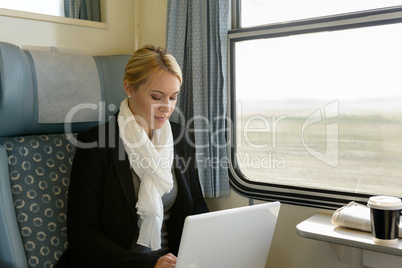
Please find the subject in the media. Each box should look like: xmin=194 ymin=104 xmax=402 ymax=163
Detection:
xmin=151 ymin=94 xmax=178 ymax=101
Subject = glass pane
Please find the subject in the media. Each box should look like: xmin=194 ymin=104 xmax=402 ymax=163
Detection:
xmin=235 ymin=23 xmax=402 ymax=196
xmin=0 ymin=0 xmax=64 ymax=17
xmin=241 ymin=0 xmax=402 ymax=27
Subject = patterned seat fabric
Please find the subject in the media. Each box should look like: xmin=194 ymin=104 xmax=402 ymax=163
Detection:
xmin=1 ymin=134 xmax=76 ymax=268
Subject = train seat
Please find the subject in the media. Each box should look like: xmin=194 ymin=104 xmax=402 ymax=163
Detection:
xmin=0 ymin=41 xmax=130 ymax=268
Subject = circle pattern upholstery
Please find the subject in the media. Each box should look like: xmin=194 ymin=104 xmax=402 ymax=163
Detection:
xmin=3 ymin=134 xmax=76 ymax=267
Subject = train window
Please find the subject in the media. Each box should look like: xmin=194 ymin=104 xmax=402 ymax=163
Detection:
xmin=229 ymin=1 xmax=402 ymax=209
xmin=239 ymin=0 xmax=402 ymax=28
xmin=0 ymin=0 xmax=64 ymax=17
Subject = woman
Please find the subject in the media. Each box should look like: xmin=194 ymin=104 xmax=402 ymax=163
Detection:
xmin=59 ymin=45 xmax=208 ymax=268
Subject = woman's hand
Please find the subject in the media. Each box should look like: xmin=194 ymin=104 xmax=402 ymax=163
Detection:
xmin=154 ymin=253 xmax=177 ymax=268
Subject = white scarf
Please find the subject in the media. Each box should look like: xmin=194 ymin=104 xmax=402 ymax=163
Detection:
xmin=117 ymin=98 xmax=174 ymax=251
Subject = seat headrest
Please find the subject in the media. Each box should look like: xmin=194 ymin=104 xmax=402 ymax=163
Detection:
xmin=0 ymin=42 xmax=130 ymax=137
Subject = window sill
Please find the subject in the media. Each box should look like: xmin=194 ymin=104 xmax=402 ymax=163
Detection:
xmin=0 ymin=8 xmax=108 ymax=29
xmin=296 ymin=213 xmax=402 ymax=267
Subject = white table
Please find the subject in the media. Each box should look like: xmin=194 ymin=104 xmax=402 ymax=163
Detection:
xmin=296 ymin=213 xmax=402 ymax=267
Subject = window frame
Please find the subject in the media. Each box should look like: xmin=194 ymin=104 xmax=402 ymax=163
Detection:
xmin=227 ymin=3 xmax=402 ymax=209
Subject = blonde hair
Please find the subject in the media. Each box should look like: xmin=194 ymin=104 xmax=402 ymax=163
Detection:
xmin=124 ymin=45 xmax=182 ymax=89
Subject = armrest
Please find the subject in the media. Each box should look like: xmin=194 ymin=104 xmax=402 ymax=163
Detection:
xmin=0 ymin=145 xmax=28 ymax=268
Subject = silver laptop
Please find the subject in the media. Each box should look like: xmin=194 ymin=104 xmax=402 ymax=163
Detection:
xmin=176 ymin=202 xmax=281 ymax=268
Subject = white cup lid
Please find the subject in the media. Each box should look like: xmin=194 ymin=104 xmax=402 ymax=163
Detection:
xmin=368 ymin=196 xmax=402 ymax=210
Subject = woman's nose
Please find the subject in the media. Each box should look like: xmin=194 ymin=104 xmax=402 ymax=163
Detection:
xmin=159 ymin=102 xmax=173 ymax=113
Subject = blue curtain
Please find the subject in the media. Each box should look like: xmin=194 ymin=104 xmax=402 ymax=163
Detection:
xmin=64 ymin=0 xmax=100 ymax=22
xmin=166 ymin=0 xmax=230 ymax=197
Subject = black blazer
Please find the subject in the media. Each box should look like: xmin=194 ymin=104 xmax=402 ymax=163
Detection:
xmin=60 ymin=116 xmax=208 ymax=268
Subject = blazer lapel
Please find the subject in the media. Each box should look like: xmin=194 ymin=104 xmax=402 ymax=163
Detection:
xmin=111 ymin=116 xmax=137 ymax=218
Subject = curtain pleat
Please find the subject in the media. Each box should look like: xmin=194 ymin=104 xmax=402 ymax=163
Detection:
xmin=64 ymin=0 xmax=100 ymax=22
xmin=166 ymin=0 xmax=230 ymax=197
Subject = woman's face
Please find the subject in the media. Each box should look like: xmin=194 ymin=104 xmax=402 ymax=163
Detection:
xmin=124 ymin=70 xmax=181 ymax=137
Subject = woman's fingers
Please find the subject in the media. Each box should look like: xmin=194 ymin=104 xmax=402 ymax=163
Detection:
xmin=154 ymin=253 xmax=177 ymax=268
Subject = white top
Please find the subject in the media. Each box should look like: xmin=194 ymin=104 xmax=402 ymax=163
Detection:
xmin=296 ymin=213 xmax=402 ymax=257
xmin=368 ymin=196 xmax=402 ymax=210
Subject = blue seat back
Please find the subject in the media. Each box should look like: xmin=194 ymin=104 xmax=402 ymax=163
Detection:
xmin=0 ymin=134 xmax=75 ymax=267
xmin=0 ymin=41 xmax=130 ymax=268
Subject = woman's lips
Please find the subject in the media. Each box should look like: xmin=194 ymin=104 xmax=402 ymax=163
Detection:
xmin=154 ymin=116 xmax=167 ymax=122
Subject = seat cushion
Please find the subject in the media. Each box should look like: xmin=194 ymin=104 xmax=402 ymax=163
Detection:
xmin=0 ymin=134 xmax=76 ymax=267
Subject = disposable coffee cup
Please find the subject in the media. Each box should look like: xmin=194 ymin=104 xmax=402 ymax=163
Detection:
xmin=368 ymin=196 xmax=402 ymax=245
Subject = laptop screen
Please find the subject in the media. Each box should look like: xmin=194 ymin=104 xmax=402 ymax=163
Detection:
xmin=176 ymin=202 xmax=280 ymax=268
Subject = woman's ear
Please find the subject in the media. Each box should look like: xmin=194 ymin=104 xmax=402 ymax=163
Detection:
xmin=123 ymin=81 xmax=133 ymax=97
